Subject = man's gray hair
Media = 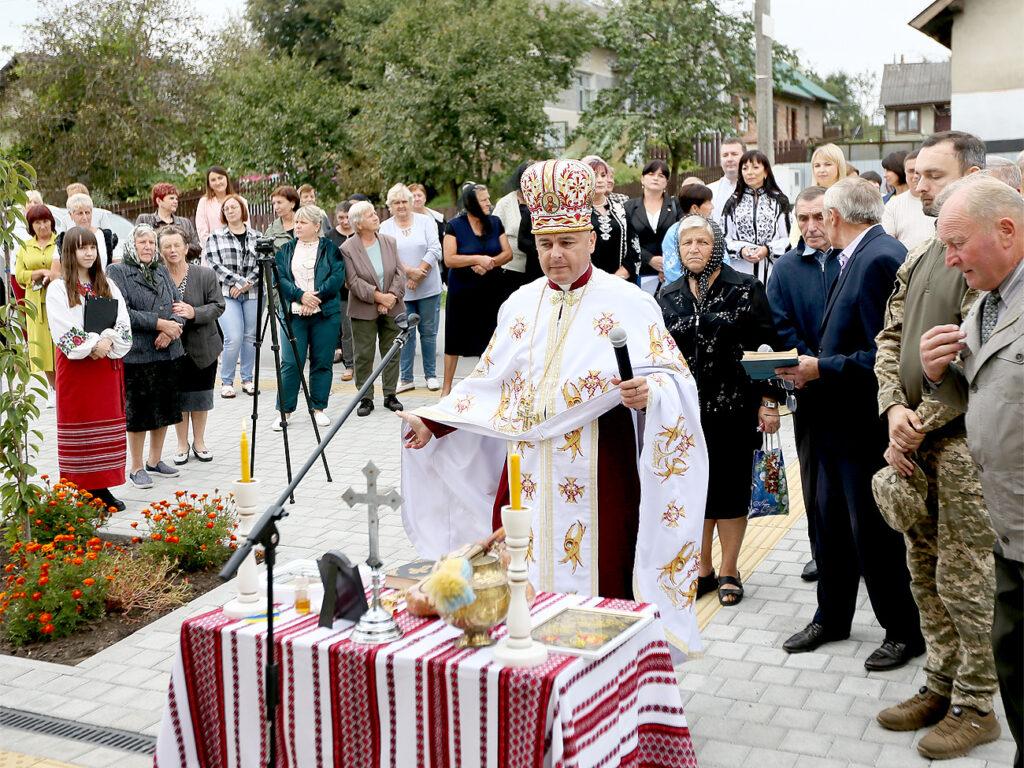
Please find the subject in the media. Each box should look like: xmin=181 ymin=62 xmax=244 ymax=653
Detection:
xmin=348 ymin=201 xmax=375 ymax=230
xmin=940 ymin=174 xmax=1024 ymax=226
xmin=795 ymin=186 xmax=827 ymax=207
xmin=985 ymin=156 xmax=1023 ymax=191
xmin=822 ymin=178 xmax=884 ymax=225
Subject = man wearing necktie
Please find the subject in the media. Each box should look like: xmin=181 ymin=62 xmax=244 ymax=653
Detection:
xmin=921 ymin=175 xmax=1024 ymax=768
xmin=775 ymin=178 xmax=922 ymax=673
xmin=872 ymin=132 xmax=1000 ymax=760
xmin=766 ymin=186 xmax=840 ymax=583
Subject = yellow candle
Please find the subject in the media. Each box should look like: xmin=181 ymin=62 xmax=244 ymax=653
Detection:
xmin=510 ymin=454 xmax=521 ymax=509
xmin=241 ymin=420 xmax=251 ymax=483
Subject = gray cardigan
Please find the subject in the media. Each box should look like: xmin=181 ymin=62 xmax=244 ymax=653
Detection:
xmin=177 ymin=264 xmax=225 ymax=370
xmin=105 ymin=262 xmax=185 ymax=364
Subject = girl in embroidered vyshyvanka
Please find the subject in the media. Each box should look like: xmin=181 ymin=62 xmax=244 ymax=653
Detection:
xmin=45 ymin=227 xmax=132 ymax=511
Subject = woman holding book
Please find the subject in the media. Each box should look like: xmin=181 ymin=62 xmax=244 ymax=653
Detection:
xmin=46 ymin=227 xmax=132 ymax=511
xmin=659 ymin=214 xmax=779 ymax=607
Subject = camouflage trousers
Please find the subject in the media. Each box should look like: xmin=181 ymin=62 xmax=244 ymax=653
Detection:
xmin=904 ymin=429 xmax=998 ymax=710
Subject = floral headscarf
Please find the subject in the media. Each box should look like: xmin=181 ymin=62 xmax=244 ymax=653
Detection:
xmin=122 ymin=223 xmax=162 ymax=287
xmin=662 ymin=215 xmax=725 ymax=310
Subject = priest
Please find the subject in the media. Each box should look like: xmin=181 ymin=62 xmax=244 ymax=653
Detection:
xmin=399 ymin=159 xmax=709 ymax=654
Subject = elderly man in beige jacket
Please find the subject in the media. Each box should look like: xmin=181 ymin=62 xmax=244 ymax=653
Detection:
xmin=921 ymin=174 xmax=1024 ymax=768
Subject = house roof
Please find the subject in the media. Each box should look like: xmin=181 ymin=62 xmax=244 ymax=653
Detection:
xmin=879 ymin=60 xmax=951 ymax=107
xmin=909 ymin=0 xmax=962 ymax=49
xmin=774 ymin=62 xmax=839 ymax=104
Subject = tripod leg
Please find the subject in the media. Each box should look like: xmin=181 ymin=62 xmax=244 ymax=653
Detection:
xmin=248 ymin=278 xmax=267 ymax=479
xmin=268 ymin=260 xmax=333 ymax=482
xmin=259 ymin=262 xmax=297 ymax=503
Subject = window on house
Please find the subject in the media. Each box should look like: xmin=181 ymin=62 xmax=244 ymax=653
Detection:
xmin=544 ymin=122 xmax=568 ymax=154
xmin=896 ymin=109 xmax=920 ymax=133
xmin=575 ymin=72 xmax=593 ymax=113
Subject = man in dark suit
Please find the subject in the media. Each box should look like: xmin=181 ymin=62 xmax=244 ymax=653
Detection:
xmin=765 ymin=186 xmax=840 ymax=582
xmin=776 ymin=178 xmax=924 ymax=670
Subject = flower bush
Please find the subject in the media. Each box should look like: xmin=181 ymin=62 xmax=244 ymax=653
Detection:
xmin=1 ymin=535 xmax=115 ymax=645
xmin=137 ymin=490 xmax=238 ymax=572
xmin=3 ymin=476 xmax=117 ymax=548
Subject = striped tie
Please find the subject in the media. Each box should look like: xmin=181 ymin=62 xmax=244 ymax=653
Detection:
xmin=980 ymin=290 xmax=1000 ymax=344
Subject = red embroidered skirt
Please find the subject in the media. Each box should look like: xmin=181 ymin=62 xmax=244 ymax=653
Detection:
xmin=55 ymin=350 xmax=127 ymax=489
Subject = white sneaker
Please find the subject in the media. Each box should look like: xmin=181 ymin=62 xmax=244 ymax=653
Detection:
xmin=314 ymin=410 xmax=330 ymax=427
xmin=272 ymin=413 xmax=290 ymax=432
xmin=425 ymin=377 xmax=441 ymax=391
xmin=396 ymin=381 xmax=415 ymax=393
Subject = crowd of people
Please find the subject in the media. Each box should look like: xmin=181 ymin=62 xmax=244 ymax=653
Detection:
xmin=5 ymin=133 xmax=1023 ymax=765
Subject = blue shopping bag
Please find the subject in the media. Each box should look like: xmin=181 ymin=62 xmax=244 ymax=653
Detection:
xmin=748 ymin=432 xmax=789 ymax=518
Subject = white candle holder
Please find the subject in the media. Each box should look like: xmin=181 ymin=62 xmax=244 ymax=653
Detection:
xmin=222 ymin=478 xmax=263 ymax=619
xmin=492 ymin=504 xmax=547 ymax=667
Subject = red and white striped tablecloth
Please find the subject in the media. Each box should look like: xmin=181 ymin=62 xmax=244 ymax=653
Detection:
xmin=154 ymin=591 xmax=697 ymax=768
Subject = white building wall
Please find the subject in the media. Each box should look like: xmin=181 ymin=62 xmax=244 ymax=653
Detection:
xmin=951 ymin=90 xmax=1024 ymax=143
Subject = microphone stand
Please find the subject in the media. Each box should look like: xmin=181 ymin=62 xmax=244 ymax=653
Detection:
xmin=218 ymin=311 xmax=420 ymax=768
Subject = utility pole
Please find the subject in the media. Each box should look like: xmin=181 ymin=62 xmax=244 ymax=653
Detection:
xmin=755 ymin=0 xmax=775 ymax=164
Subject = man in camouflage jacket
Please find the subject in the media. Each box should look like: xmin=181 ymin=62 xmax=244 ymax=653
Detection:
xmin=872 ymin=131 xmax=999 ymax=760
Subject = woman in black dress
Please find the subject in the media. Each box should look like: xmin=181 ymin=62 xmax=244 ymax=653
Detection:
xmin=441 ymin=183 xmax=512 ymax=395
xmin=582 ymin=155 xmax=642 ymax=279
xmin=659 ymin=215 xmax=780 ymax=606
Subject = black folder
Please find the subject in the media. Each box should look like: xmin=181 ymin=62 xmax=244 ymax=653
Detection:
xmin=83 ymin=295 xmax=118 ymax=333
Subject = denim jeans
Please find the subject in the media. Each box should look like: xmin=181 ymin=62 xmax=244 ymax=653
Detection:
xmin=400 ymin=293 xmax=441 ymax=382
xmin=219 ymin=295 xmax=258 ymax=386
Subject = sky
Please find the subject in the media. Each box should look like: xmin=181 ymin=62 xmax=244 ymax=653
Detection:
xmin=1 ymin=0 xmax=951 ymax=102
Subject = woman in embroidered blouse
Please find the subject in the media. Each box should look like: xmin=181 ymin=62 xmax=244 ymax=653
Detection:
xmin=195 ymin=166 xmax=248 ymax=246
xmin=46 ymin=227 xmax=132 ymax=511
xmin=722 ymin=150 xmax=790 ymax=283
xmin=106 ymin=225 xmax=186 ymax=490
xmin=659 ymin=215 xmax=780 ymax=608
xmin=203 ymin=193 xmax=261 ymax=398
xmin=582 ymin=155 xmax=642 ymax=279
xmin=161 ymin=226 xmax=225 ymax=466
xmin=274 ymin=205 xmax=346 ymax=429
xmin=379 ymin=183 xmax=442 ymax=393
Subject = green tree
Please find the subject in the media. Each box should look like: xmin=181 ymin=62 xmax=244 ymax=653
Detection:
xmin=199 ymin=29 xmax=353 ymax=193
xmin=247 ymin=0 xmax=350 ymax=79
xmin=806 ymin=69 xmax=878 ymax=137
xmin=338 ymin=0 xmax=596 ymax=199
xmin=576 ymin=0 xmax=788 ymax=176
xmin=3 ymin=0 xmax=207 ymax=200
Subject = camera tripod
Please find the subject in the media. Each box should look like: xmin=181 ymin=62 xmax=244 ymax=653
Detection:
xmin=247 ymin=237 xmax=332 ymax=502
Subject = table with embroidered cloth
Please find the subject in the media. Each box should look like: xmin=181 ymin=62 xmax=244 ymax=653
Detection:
xmin=154 ymin=590 xmax=697 ymax=768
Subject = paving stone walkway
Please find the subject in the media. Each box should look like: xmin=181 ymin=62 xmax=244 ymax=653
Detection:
xmin=0 ymin=341 xmax=1015 ymax=767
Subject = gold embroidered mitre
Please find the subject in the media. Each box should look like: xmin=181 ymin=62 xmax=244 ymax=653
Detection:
xmin=520 ymin=159 xmax=595 ymax=234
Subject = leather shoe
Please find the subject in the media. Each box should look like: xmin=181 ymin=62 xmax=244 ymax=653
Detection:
xmin=801 ymin=559 xmax=819 ymax=581
xmin=864 ymin=639 xmax=925 ymax=672
xmin=384 ymin=394 xmax=403 ymax=412
xmin=356 ymin=399 xmax=374 ymax=417
xmin=783 ymin=622 xmax=849 ymax=653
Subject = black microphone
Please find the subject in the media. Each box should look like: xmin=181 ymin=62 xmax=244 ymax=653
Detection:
xmin=609 ymin=327 xmax=633 ymax=381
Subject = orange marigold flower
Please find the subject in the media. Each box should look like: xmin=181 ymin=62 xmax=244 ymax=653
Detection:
xmin=38 ymin=576 xmax=49 ymax=586
xmin=48 ymin=501 xmax=58 ymax=507
xmin=200 ymin=544 xmax=207 ymax=551
xmin=71 ymin=589 xmax=83 ymax=599
xmin=41 ymin=623 xmax=55 ymax=633
xmin=27 ymin=613 xmax=36 ymax=620
xmin=131 ymin=537 xmax=140 ymax=543
xmin=3 ymin=565 xmax=13 ymax=573
xmin=106 ymin=575 xmax=114 ymax=582
xmin=82 ymin=578 xmax=95 ymax=587
xmin=130 ymin=522 xmax=138 ymax=528
xmin=166 ymin=526 xmax=176 ymax=534
xmin=34 ymin=518 xmax=42 ymax=525
xmin=40 ymin=474 xmax=49 ymax=480
xmin=26 ymin=543 xmax=41 ymax=553
xmin=39 ymin=612 xmax=52 ymax=623
xmin=30 ymin=591 xmax=42 ymax=600
xmin=166 ymin=535 xmax=180 ymax=544
xmin=15 ymin=577 xmax=25 ymax=585
xmin=206 ymin=522 xmax=215 ymax=529
xmin=76 ymin=605 xmax=83 ymax=613
xmin=207 ymin=512 xmax=217 ymax=520
xmin=88 ymin=537 xmax=100 ymax=546
xmin=41 ymin=543 xmax=54 ymax=553
xmin=151 ymin=534 xmax=162 ymax=541
xmin=76 ymin=502 xmax=84 ymax=508
xmin=72 ymin=557 xmax=83 ymax=566
xmin=230 ymin=535 xmax=237 ymax=541
xmin=86 ymin=553 xmax=97 ymax=561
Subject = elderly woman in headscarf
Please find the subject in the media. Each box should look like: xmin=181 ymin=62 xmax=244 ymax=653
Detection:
xmin=106 ymin=224 xmax=186 ymax=490
xmin=658 ymin=214 xmax=780 ymax=608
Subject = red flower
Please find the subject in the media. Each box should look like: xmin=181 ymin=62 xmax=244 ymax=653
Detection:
xmin=151 ymin=534 xmax=162 ymax=541
xmin=71 ymin=589 xmax=82 ymax=599
xmin=131 ymin=537 xmax=140 ymax=543
xmin=166 ymin=535 xmax=180 ymax=544
xmin=166 ymin=526 xmax=176 ymax=534
xmin=38 ymin=576 xmax=49 ymax=586
xmin=206 ymin=522 xmax=215 ymax=529
xmin=38 ymin=612 xmax=52 ymax=623
xmin=15 ymin=577 xmax=25 ymax=585
xmin=207 ymin=512 xmax=217 ymax=520
xmin=30 ymin=591 xmax=42 ymax=600
xmin=82 ymin=578 xmax=95 ymax=587
xmin=72 ymin=557 xmax=83 ymax=566
xmin=41 ymin=623 xmax=54 ymax=633
xmin=130 ymin=522 xmax=138 ymax=528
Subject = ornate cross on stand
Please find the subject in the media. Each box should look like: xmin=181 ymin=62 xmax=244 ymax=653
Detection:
xmin=343 ymin=461 xmax=404 ymax=644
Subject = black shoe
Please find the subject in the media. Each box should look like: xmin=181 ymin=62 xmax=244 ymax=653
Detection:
xmin=89 ymin=488 xmax=125 ymax=512
xmin=384 ymin=394 xmax=403 ymax=412
xmin=801 ymin=559 xmax=819 ymax=582
xmin=357 ymin=398 xmax=374 ymax=417
xmin=865 ymin=639 xmax=925 ymax=672
xmin=783 ymin=622 xmax=849 ymax=653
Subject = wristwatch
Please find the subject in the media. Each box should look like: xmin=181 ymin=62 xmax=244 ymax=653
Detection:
xmin=761 ymin=399 xmax=779 ymax=409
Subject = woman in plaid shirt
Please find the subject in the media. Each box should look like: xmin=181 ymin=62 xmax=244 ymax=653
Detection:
xmin=203 ymin=194 xmax=261 ymax=398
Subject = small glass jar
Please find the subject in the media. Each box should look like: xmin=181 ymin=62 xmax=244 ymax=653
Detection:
xmin=294 ymin=576 xmax=310 ymax=614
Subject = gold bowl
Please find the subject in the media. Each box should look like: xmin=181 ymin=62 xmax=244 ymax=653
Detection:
xmin=442 ymin=555 xmax=510 ymax=648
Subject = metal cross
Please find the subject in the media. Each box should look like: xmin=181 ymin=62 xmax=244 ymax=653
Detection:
xmin=342 ymin=461 xmax=402 ymax=570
